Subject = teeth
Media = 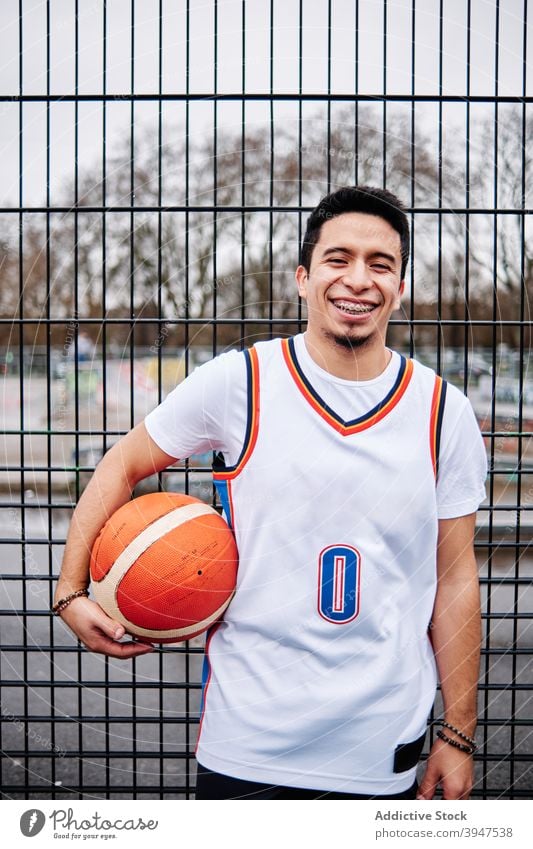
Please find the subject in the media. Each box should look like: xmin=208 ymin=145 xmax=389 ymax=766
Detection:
xmin=334 ymin=301 xmax=376 ymax=314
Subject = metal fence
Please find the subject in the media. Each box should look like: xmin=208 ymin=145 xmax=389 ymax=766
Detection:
xmin=0 ymin=0 xmax=532 ymax=799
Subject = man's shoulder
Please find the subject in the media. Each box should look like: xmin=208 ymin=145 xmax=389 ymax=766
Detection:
xmin=208 ymin=337 xmax=282 ymax=362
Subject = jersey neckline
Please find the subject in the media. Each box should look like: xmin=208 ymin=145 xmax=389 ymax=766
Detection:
xmin=281 ymin=337 xmax=414 ymax=436
xmin=295 ymin=334 xmax=400 ymax=387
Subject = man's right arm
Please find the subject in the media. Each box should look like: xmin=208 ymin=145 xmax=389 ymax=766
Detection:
xmin=54 ymin=422 xmax=178 ymax=658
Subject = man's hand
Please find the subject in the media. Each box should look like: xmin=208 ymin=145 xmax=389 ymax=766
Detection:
xmin=416 ymin=737 xmax=474 ymax=800
xmin=58 ymin=596 xmax=154 ymax=659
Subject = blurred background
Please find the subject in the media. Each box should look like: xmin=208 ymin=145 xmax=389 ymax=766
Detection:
xmin=0 ymin=0 xmax=531 ymax=799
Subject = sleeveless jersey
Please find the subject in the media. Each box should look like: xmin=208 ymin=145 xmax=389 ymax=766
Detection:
xmin=196 ymin=337 xmax=448 ymax=795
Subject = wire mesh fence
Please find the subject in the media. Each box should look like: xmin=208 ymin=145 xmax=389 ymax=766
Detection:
xmin=0 ymin=0 xmax=532 ymax=799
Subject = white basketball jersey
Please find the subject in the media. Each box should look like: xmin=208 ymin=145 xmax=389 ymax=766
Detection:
xmin=196 ymin=337 xmax=448 ymax=795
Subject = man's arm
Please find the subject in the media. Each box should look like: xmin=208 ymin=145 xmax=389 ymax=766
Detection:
xmin=54 ymin=422 xmax=178 ymax=658
xmin=417 ymin=512 xmax=481 ymax=800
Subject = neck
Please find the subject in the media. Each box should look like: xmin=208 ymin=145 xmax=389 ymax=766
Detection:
xmin=302 ymin=330 xmax=392 ymax=380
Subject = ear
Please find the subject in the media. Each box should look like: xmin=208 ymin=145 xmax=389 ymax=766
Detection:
xmin=295 ymin=265 xmax=308 ymax=300
xmin=395 ymin=279 xmax=405 ymax=310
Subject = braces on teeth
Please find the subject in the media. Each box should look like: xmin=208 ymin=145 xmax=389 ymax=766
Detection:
xmin=335 ymin=302 xmax=375 ymax=313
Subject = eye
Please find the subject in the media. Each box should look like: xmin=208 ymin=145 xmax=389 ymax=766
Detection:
xmin=328 ymin=257 xmax=346 ymax=265
xmin=372 ymin=262 xmax=391 ymax=271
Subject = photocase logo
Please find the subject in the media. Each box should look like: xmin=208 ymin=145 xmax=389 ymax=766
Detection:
xmin=20 ymin=809 xmax=46 ymax=837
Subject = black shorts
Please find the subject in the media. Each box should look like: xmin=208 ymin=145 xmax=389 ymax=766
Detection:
xmin=195 ymin=762 xmax=418 ymax=800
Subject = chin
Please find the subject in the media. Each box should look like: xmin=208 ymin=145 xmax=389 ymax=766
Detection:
xmin=324 ymin=329 xmax=374 ymax=351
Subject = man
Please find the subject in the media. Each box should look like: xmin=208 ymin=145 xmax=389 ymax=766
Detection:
xmin=54 ymin=186 xmax=487 ymax=800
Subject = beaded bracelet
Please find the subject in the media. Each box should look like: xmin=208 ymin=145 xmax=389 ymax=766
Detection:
xmin=52 ymin=589 xmax=89 ymax=615
xmin=436 ymin=729 xmax=476 ymax=755
xmin=440 ymin=720 xmax=477 ymax=749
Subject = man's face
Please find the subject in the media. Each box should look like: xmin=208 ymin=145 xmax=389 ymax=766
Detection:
xmin=295 ymin=212 xmax=405 ymax=352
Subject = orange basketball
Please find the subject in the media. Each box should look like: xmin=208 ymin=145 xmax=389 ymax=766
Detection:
xmin=89 ymin=492 xmax=239 ymax=644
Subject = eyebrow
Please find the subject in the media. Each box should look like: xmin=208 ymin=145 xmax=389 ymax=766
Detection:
xmin=321 ymin=246 xmax=397 ymax=264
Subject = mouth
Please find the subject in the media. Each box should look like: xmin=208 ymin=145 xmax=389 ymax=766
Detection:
xmin=330 ymin=299 xmax=380 ymax=321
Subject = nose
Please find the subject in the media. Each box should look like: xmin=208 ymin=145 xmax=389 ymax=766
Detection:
xmin=341 ymin=259 xmax=372 ymax=291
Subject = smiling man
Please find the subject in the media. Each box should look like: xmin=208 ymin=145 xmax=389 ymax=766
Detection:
xmin=54 ymin=185 xmax=487 ymax=801
xmin=295 ymin=204 xmax=407 ymax=379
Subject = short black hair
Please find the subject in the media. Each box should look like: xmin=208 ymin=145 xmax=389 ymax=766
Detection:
xmin=300 ymin=185 xmax=410 ymax=279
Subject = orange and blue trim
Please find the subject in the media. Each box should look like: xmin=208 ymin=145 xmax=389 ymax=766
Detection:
xmin=281 ymin=337 xmax=414 ymax=436
xmin=195 ymin=621 xmax=223 ymax=752
xmin=212 ymin=346 xmax=260 ymax=526
xmin=430 ymin=375 xmax=447 ymax=480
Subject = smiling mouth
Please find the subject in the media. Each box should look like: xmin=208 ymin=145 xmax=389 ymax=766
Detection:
xmin=331 ymin=299 xmax=379 ymax=316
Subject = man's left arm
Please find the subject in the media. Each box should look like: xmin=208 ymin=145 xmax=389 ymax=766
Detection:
xmin=417 ymin=512 xmax=481 ymax=800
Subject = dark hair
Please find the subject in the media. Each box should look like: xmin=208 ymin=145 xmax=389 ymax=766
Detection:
xmin=300 ymin=185 xmax=410 ymax=279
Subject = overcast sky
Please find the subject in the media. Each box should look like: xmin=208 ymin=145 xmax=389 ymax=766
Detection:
xmin=0 ymin=0 xmax=529 ymax=206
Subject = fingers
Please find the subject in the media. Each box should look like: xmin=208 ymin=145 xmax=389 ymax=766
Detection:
xmin=59 ymin=597 xmax=155 ymax=658
xmin=97 ymin=614 xmax=126 ymax=641
xmin=417 ymin=741 xmax=474 ymax=800
xmin=82 ymin=630 xmax=155 ymax=657
xmin=87 ymin=636 xmax=155 ymax=658
xmin=84 ymin=614 xmax=155 ymax=657
xmin=416 ymin=766 xmax=438 ymax=800
xmin=441 ymin=778 xmax=473 ymax=800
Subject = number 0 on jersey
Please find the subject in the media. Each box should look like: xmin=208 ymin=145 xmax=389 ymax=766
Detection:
xmin=317 ymin=544 xmax=361 ymax=624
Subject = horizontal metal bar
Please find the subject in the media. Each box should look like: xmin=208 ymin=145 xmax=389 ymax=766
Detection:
xmin=2 ymin=540 xmax=527 ymax=549
xmin=0 ymin=465 xmax=214 ymax=474
xmin=3 ymin=749 xmax=198 ymax=757
xmin=1 ymin=680 xmax=203 ymax=688
xmin=5 ymin=747 xmax=531 ymax=760
xmin=0 ymin=716 xmax=192 ymax=724
xmin=1 ymin=92 xmax=531 ymax=104
xmin=0 ymin=785 xmax=196 ymax=795
xmin=4 ymin=575 xmax=533 ymax=588
xmin=1 ymin=431 xmax=128 ymax=438
xmin=4 ymin=609 xmax=533 ymax=619
xmin=1 ymin=679 xmax=530 ymax=690
xmin=2 ymin=317 xmax=532 ymax=327
xmin=2 ymin=642 xmax=532 ymax=654
xmin=6 ymin=714 xmax=532 ymax=725
xmin=0 ymin=644 xmax=205 ymax=654
xmin=1 ymin=204 xmax=532 ymax=215
xmin=2 ymin=464 xmax=532 ymax=476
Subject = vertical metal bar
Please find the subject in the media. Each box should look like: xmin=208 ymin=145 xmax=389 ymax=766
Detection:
xmin=463 ymin=0 xmax=471 ymax=398
xmin=241 ymin=1 xmax=246 ymax=345
xmin=436 ymin=0 xmax=443 ymax=375
xmin=212 ymin=0 xmax=218 ymax=359
xmin=129 ymin=0 xmax=138 ymax=799
xmin=326 ymin=0 xmax=332 ymax=193
xmin=354 ymin=0 xmax=359 ymax=186
xmin=409 ymin=0 xmax=415 ymax=359
xmin=45 ymin=0 xmax=56 ymax=795
xmin=74 ymin=0 xmax=83 ymax=800
xmin=101 ymin=0 xmax=108 ymax=461
xmin=102 ymin=0 xmax=110 ymax=800
xmin=383 ymin=0 xmax=387 ymax=188
xmin=513 ymin=0 xmax=528 ymax=801
xmin=157 ymin=0 xmax=164 ymax=797
xmin=297 ymin=0 xmax=303 ymax=330
xmin=268 ymin=0 xmax=274 ymax=336
xmin=130 ymin=0 xmax=136 ymax=433
xmin=184 ymin=0 xmax=190 ymax=378
xmin=184 ymin=0 xmax=191 ymax=794
xmin=18 ymin=0 xmax=29 ymax=799
xmin=485 ymin=0 xmax=500 ymax=799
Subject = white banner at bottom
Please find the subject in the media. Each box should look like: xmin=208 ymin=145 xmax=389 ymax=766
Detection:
xmin=3 ymin=799 xmax=532 ymax=849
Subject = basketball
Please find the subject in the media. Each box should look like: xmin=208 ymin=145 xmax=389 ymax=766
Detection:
xmin=89 ymin=492 xmax=239 ymax=644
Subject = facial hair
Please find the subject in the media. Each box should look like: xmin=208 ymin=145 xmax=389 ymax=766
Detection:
xmin=323 ymin=329 xmax=373 ymax=351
